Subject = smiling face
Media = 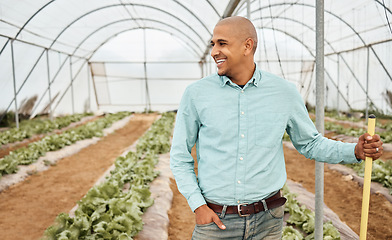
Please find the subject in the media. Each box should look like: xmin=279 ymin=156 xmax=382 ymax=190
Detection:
xmin=210 ymin=16 xmax=258 ymax=84
xmin=210 ymin=24 xmax=245 ymax=79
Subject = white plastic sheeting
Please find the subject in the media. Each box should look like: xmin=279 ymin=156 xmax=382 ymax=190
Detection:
xmin=0 ymin=0 xmax=391 ymax=116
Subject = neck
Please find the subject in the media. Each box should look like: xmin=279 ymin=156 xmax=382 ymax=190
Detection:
xmin=230 ymin=63 xmax=256 ymax=85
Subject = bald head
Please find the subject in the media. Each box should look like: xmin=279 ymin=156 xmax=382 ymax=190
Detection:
xmin=216 ymin=16 xmax=258 ymax=53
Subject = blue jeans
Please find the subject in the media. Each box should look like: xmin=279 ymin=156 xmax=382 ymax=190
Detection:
xmin=191 ymin=204 xmax=284 ymax=240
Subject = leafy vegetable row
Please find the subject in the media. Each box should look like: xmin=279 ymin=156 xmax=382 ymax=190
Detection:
xmin=347 ymin=159 xmax=392 ymax=194
xmin=43 ymin=112 xmax=175 ymax=240
xmin=283 ymin=118 xmax=392 ymax=195
xmin=282 ymin=185 xmax=341 ymax=240
xmin=0 ymin=112 xmax=131 ymax=178
xmin=324 ymin=119 xmax=392 ymax=143
xmin=323 ymin=111 xmax=392 ymax=130
xmin=322 ymin=118 xmax=392 ymax=195
xmin=0 ymin=113 xmax=92 ymax=146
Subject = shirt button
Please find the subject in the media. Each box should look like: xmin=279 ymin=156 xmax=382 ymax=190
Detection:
xmin=237 ymin=200 xmax=240 ymax=203
xmin=241 ymin=90 xmax=244 ymax=93
xmin=239 ymin=157 xmax=243 ymax=160
xmin=241 ymin=111 xmax=245 ymax=115
xmin=237 ymin=180 xmax=241 ymax=184
xmin=241 ymin=134 xmax=245 ymax=138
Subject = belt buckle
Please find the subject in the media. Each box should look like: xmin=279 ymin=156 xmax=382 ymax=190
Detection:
xmin=237 ymin=203 xmax=250 ymax=217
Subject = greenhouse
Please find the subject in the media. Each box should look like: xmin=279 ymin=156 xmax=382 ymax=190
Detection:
xmin=0 ymin=0 xmax=391 ymax=240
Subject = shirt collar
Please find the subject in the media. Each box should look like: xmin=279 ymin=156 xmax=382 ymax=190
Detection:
xmin=219 ymin=63 xmax=262 ymax=88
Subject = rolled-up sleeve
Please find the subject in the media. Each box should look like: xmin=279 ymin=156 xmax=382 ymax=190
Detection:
xmin=170 ymin=87 xmax=206 ymax=212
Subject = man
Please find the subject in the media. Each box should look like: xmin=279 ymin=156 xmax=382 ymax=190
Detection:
xmin=170 ymin=16 xmax=383 ymax=239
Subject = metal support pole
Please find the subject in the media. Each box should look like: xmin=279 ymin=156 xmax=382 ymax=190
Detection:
xmin=315 ymin=0 xmax=325 ymax=239
xmin=87 ymin=61 xmax=91 ymax=112
xmin=365 ymin=47 xmax=370 ymax=120
xmin=199 ymin=60 xmax=204 ymax=78
xmin=52 ymin=61 xmax=87 ymax=114
xmin=88 ymin=62 xmax=100 ymax=111
xmin=69 ymin=56 xmax=75 ymax=114
xmin=10 ymin=40 xmax=19 ymax=128
xmin=337 ymin=54 xmax=340 ymax=114
xmin=30 ymin=55 xmax=69 ymax=118
xmin=46 ymin=49 xmax=53 ymax=120
xmin=208 ymin=58 xmax=212 ymax=75
xmin=143 ymin=29 xmax=151 ymax=112
xmin=246 ymin=0 xmax=251 ymax=19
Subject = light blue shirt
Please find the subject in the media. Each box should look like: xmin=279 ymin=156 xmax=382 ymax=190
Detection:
xmin=170 ymin=65 xmax=359 ymax=212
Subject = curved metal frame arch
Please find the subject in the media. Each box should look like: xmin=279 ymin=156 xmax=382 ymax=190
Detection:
xmin=374 ymin=0 xmax=392 ymax=14
xmin=1 ymin=0 xmax=219 ymax=57
xmin=0 ymin=38 xmax=10 ymax=56
xmin=253 ymin=15 xmax=376 ymax=99
xmin=171 ymin=0 xmax=213 ymax=33
xmin=86 ymin=26 xmax=199 ymax=60
xmin=238 ymin=0 xmax=392 ymax=16
xmin=47 ymin=4 xmax=207 ymax=57
xmin=258 ymin=25 xmax=354 ymax=109
xmin=0 ymin=1 xmax=57 ymax=54
xmin=247 ymin=2 xmax=392 ymax=81
xmin=50 ymin=27 xmax=202 ymax=114
xmin=248 ymin=2 xmax=371 ymax=47
xmin=0 ymin=0 xmax=221 ymax=118
xmin=72 ymin=18 xmax=204 ymax=58
xmin=13 ymin=0 xmax=218 ymax=39
xmin=13 ymin=0 xmax=56 ymax=39
xmin=203 ymin=0 xmax=221 ymax=17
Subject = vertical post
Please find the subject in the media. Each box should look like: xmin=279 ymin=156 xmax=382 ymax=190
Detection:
xmin=69 ymin=56 xmax=75 ymax=114
xmin=208 ymin=58 xmax=211 ymax=75
xmin=337 ymin=54 xmax=340 ymax=114
xmin=315 ymin=0 xmax=325 ymax=239
xmin=365 ymin=47 xmax=370 ymax=120
xmin=46 ymin=49 xmax=53 ymax=120
xmin=10 ymin=40 xmax=19 ymax=128
xmin=199 ymin=60 xmax=204 ymax=78
xmin=87 ymin=61 xmax=91 ymax=112
xmin=89 ymin=62 xmax=100 ymax=111
xmin=246 ymin=0 xmax=251 ymax=19
xmin=143 ymin=29 xmax=151 ymax=112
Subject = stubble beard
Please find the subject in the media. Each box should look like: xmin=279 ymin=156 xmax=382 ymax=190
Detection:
xmin=217 ymin=67 xmax=230 ymax=78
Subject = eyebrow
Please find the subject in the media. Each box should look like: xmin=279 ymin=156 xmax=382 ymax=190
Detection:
xmin=210 ymin=39 xmax=228 ymax=44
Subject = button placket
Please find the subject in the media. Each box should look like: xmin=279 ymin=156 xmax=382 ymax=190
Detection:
xmin=236 ymin=87 xmax=247 ymax=203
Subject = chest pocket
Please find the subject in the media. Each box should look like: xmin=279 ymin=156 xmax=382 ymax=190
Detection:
xmin=255 ymin=113 xmax=287 ymax=147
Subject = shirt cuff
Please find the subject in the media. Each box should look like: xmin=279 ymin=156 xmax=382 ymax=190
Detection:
xmin=342 ymin=143 xmax=362 ymax=164
xmin=188 ymin=192 xmax=207 ymax=212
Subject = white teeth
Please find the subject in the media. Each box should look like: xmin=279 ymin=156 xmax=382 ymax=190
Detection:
xmin=216 ymin=59 xmax=225 ymax=64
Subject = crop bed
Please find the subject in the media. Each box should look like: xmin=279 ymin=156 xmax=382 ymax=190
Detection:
xmin=0 ymin=113 xmax=391 ymax=240
xmin=0 ymin=113 xmax=157 ymax=240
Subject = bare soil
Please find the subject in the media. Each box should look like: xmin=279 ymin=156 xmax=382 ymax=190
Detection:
xmin=0 ymin=113 xmax=157 ymax=240
xmin=1 ymin=114 xmax=391 ymax=240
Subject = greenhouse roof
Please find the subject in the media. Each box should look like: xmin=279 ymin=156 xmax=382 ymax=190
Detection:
xmin=0 ymin=0 xmax=391 ymax=116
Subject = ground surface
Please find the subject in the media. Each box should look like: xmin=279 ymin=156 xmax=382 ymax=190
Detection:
xmin=0 ymin=114 xmax=391 ymax=240
xmin=0 ymin=114 xmax=157 ymax=240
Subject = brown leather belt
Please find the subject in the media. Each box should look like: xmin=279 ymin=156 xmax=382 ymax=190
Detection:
xmin=207 ymin=191 xmax=287 ymax=217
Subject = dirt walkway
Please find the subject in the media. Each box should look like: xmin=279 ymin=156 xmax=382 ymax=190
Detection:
xmin=168 ymin=179 xmax=195 ymax=240
xmin=0 ymin=113 xmax=157 ymax=240
xmin=284 ymin=144 xmax=392 ymax=240
xmin=168 ymin=143 xmax=392 ymax=240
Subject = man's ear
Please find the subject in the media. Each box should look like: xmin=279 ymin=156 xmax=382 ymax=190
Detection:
xmin=244 ymin=38 xmax=254 ymax=56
